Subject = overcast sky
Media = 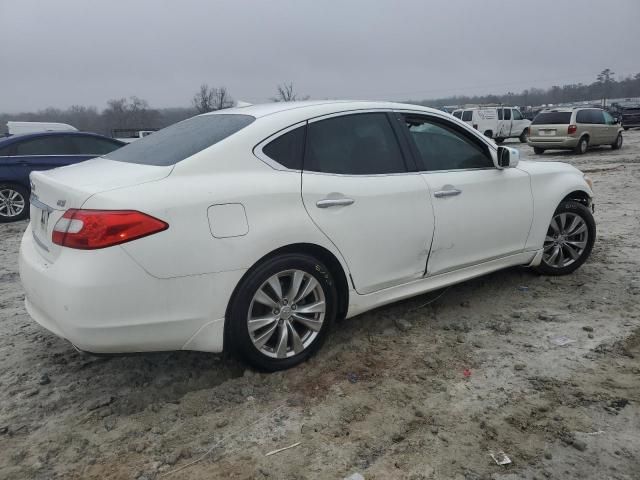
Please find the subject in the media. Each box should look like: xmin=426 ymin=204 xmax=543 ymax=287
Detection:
xmin=1 ymin=0 xmax=639 ymax=112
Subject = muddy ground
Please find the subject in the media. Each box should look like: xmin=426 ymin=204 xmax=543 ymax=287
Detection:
xmin=1 ymin=132 xmax=639 ymax=480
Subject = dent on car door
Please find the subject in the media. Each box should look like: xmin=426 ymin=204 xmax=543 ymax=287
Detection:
xmin=397 ymin=113 xmax=533 ymax=275
xmin=300 ymin=112 xmax=434 ymax=294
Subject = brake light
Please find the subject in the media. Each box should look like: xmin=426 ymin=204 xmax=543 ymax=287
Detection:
xmin=52 ymin=209 xmax=168 ymax=249
xmin=568 ymin=124 xmax=577 ymax=134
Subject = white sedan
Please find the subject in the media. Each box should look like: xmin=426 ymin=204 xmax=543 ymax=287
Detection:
xmin=19 ymin=101 xmax=596 ymax=370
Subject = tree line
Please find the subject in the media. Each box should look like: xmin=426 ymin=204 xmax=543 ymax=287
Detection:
xmin=409 ymin=69 xmax=640 ymax=109
xmin=2 ymin=71 xmax=639 ymax=136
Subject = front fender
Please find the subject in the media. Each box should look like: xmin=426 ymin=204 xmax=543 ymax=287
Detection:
xmin=522 ymin=163 xmax=593 ymax=251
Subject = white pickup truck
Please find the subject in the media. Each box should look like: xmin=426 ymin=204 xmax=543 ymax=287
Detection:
xmin=452 ymin=106 xmax=530 ymax=143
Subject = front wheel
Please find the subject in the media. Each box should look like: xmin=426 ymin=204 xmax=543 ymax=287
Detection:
xmin=227 ymin=253 xmax=337 ymax=371
xmin=533 ymin=147 xmax=545 ymax=155
xmin=611 ymin=133 xmax=623 ymax=150
xmin=534 ymin=200 xmax=595 ymax=276
xmin=519 ymin=129 xmax=529 ymax=143
xmin=0 ymin=184 xmax=29 ymax=223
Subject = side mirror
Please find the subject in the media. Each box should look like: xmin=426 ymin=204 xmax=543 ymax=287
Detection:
xmin=496 ymin=146 xmax=520 ymax=168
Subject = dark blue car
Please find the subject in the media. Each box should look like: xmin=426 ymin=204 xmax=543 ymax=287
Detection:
xmin=0 ymin=131 xmax=125 ymax=222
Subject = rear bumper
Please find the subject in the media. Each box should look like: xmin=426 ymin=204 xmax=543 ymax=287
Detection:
xmin=527 ymin=136 xmax=578 ymax=149
xmin=19 ymin=224 xmax=245 ymax=354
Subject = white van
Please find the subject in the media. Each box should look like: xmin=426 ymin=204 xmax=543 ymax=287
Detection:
xmin=7 ymin=121 xmax=78 ymax=135
xmin=452 ymin=107 xmax=530 ymax=143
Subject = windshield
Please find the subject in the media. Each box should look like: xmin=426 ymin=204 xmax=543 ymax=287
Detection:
xmin=104 ymin=114 xmax=255 ymax=166
xmin=532 ymin=112 xmax=572 ymax=125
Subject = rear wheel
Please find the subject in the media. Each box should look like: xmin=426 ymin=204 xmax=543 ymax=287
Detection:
xmin=227 ymin=253 xmax=337 ymax=371
xmin=574 ymin=136 xmax=589 ymax=155
xmin=611 ymin=133 xmax=623 ymax=150
xmin=533 ymin=147 xmax=545 ymax=155
xmin=0 ymin=184 xmax=28 ymax=223
xmin=534 ymin=200 xmax=595 ymax=276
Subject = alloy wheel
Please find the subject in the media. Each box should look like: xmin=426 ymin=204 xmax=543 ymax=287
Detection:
xmin=247 ymin=269 xmax=326 ymax=359
xmin=542 ymin=212 xmax=589 ymax=269
xmin=0 ymin=188 xmax=26 ymax=219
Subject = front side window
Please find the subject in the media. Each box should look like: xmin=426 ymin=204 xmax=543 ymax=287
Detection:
xmin=261 ymin=125 xmax=305 ymax=170
xmin=304 ymin=113 xmax=406 ymax=175
xmin=104 ymin=114 xmax=255 ymax=166
xmin=402 ymin=115 xmax=493 ymax=171
xmin=14 ymin=136 xmax=75 ymax=155
xmin=452 ymin=111 xmax=462 ymax=119
xmin=603 ymin=111 xmax=615 ymax=125
xmin=461 ymin=111 xmax=473 ymax=121
xmin=512 ymin=109 xmax=523 ymax=120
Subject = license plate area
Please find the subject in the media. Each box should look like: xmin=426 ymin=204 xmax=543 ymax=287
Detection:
xmin=539 ymin=129 xmax=556 ymax=136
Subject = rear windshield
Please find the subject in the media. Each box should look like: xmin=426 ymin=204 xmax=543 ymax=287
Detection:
xmin=104 ymin=114 xmax=255 ymax=166
xmin=532 ymin=112 xmax=572 ymax=125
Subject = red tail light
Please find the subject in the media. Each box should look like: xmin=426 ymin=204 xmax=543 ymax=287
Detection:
xmin=568 ymin=124 xmax=577 ymax=134
xmin=52 ymin=209 xmax=168 ymax=250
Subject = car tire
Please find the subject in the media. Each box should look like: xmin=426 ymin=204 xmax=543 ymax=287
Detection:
xmin=0 ymin=184 xmax=29 ymax=223
xmin=483 ymin=130 xmax=493 ymax=139
xmin=494 ymin=137 xmax=505 ymax=144
xmin=227 ymin=253 xmax=337 ymax=371
xmin=574 ymin=136 xmax=589 ymax=155
xmin=623 ymin=126 xmax=629 ymax=131
xmin=519 ymin=129 xmax=529 ymax=143
xmin=611 ymin=133 xmax=623 ymax=150
xmin=534 ymin=200 xmax=595 ymax=276
xmin=533 ymin=147 xmax=545 ymax=155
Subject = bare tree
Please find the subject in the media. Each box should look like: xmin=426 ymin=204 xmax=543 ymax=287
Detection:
xmin=193 ymin=84 xmax=216 ymax=113
xmin=272 ymin=82 xmax=309 ymax=102
xmin=213 ymin=87 xmax=233 ymax=110
xmin=193 ymin=84 xmax=233 ymax=112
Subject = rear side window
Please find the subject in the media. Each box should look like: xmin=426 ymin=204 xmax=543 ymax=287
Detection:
xmin=14 ymin=136 xmax=75 ymax=155
xmin=503 ymin=109 xmax=511 ymax=120
xmin=104 ymin=114 xmax=255 ymax=166
xmin=532 ymin=112 xmax=572 ymax=125
xmin=461 ymin=111 xmax=473 ymax=121
xmin=304 ymin=113 xmax=406 ymax=175
xmin=452 ymin=111 xmax=462 ymax=119
xmin=402 ymin=114 xmax=493 ymax=171
xmin=590 ymin=110 xmax=604 ymax=124
xmin=261 ymin=125 xmax=305 ymax=170
xmin=70 ymin=136 xmax=123 ymax=155
xmin=497 ymin=109 xmax=503 ymax=120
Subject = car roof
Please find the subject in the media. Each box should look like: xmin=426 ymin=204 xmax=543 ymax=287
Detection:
xmin=201 ymin=100 xmax=442 ymax=120
xmin=0 ymin=130 xmax=123 ymax=146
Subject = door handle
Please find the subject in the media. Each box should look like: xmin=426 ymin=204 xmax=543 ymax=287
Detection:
xmin=316 ymin=198 xmax=355 ymax=208
xmin=434 ymin=188 xmax=462 ymax=198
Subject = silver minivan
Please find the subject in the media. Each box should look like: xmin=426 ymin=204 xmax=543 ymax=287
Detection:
xmin=528 ymin=108 xmax=623 ymax=154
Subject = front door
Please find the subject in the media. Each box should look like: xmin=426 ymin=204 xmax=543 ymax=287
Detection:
xmin=395 ymin=112 xmax=534 ymax=275
xmin=301 ymin=112 xmax=434 ymax=294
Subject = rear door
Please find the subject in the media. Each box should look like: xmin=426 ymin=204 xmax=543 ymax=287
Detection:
xmin=395 ymin=112 xmax=533 ymax=275
xmin=602 ymin=111 xmax=619 ymax=144
xmin=301 ymin=111 xmax=434 ymax=294
xmin=497 ymin=107 xmax=512 ymax=138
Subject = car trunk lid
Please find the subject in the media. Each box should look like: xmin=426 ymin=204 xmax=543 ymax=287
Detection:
xmin=29 ymin=158 xmax=172 ymax=263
